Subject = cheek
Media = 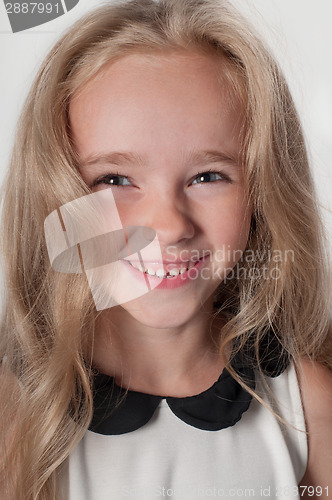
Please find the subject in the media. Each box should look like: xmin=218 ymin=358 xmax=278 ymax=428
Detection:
xmin=207 ymin=192 xmax=251 ymax=255
xmin=214 ymin=218 xmax=249 ymax=251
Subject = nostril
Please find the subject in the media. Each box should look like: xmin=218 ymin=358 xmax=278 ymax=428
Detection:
xmin=139 ymin=198 xmax=195 ymax=246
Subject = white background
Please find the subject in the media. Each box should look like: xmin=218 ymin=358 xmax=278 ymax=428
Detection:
xmin=0 ymin=0 xmax=331 ymax=244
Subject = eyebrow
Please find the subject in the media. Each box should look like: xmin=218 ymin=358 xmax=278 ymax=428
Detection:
xmin=80 ymin=149 xmax=239 ymax=170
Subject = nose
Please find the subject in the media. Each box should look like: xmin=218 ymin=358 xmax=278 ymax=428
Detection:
xmin=141 ymin=192 xmax=195 ymax=247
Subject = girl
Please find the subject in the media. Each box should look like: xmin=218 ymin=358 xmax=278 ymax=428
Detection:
xmin=1 ymin=0 xmax=331 ymax=498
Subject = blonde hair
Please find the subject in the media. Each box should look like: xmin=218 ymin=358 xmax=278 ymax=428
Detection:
xmin=0 ymin=0 xmax=331 ymax=497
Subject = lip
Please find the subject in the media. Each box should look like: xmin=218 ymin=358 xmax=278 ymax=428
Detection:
xmin=124 ymin=250 xmax=212 ymax=268
xmin=122 ymin=255 xmax=209 ymax=290
xmin=123 ymin=257 xmax=202 ymax=265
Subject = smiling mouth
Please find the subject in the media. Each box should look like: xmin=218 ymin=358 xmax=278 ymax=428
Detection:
xmin=127 ymin=258 xmax=203 ymax=279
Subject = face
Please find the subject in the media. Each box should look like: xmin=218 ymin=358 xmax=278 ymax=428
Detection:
xmin=69 ymin=51 xmax=251 ymax=329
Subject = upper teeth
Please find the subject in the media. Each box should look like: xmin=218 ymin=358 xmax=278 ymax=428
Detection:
xmin=155 ymin=268 xmax=166 ymax=278
xmin=128 ymin=261 xmax=197 ymax=278
xmin=146 ymin=266 xmax=188 ymax=277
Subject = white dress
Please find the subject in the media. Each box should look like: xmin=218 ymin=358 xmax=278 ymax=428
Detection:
xmin=59 ymin=358 xmax=307 ymax=500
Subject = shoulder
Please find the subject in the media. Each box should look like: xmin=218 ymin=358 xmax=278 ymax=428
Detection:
xmin=295 ymin=358 xmax=332 ymax=421
xmin=294 ymin=358 xmax=332 ymax=493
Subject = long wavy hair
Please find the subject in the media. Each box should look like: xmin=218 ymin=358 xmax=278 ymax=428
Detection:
xmin=1 ymin=0 xmax=331 ymax=497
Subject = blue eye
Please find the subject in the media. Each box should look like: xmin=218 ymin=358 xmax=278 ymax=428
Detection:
xmin=93 ymin=174 xmax=132 ymax=187
xmin=191 ymin=171 xmax=229 ymax=185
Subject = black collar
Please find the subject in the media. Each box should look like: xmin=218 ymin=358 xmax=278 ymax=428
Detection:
xmin=89 ymin=338 xmax=289 ymax=435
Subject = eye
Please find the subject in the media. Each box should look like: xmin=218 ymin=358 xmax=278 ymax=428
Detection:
xmin=191 ymin=170 xmax=231 ymax=185
xmin=92 ymin=173 xmax=132 ymax=188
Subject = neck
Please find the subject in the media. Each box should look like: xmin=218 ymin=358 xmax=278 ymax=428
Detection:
xmin=92 ymin=302 xmax=228 ymax=397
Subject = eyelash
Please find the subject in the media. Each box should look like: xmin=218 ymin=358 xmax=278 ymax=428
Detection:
xmin=191 ymin=169 xmax=232 ymax=185
xmin=91 ymin=169 xmax=232 ymax=188
xmin=91 ymin=172 xmax=132 ymax=188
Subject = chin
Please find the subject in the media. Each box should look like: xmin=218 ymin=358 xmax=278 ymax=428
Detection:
xmin=118 ymin=287 xmax=215 ymax=330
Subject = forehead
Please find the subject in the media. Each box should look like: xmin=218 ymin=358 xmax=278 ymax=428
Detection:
xmin=69 ymin=50 xmax=245 ymax=161
xmin=72 ymin=49 xmax=234 ymax=94
xmin=70 ymin=49 xmax=241 ymax=114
